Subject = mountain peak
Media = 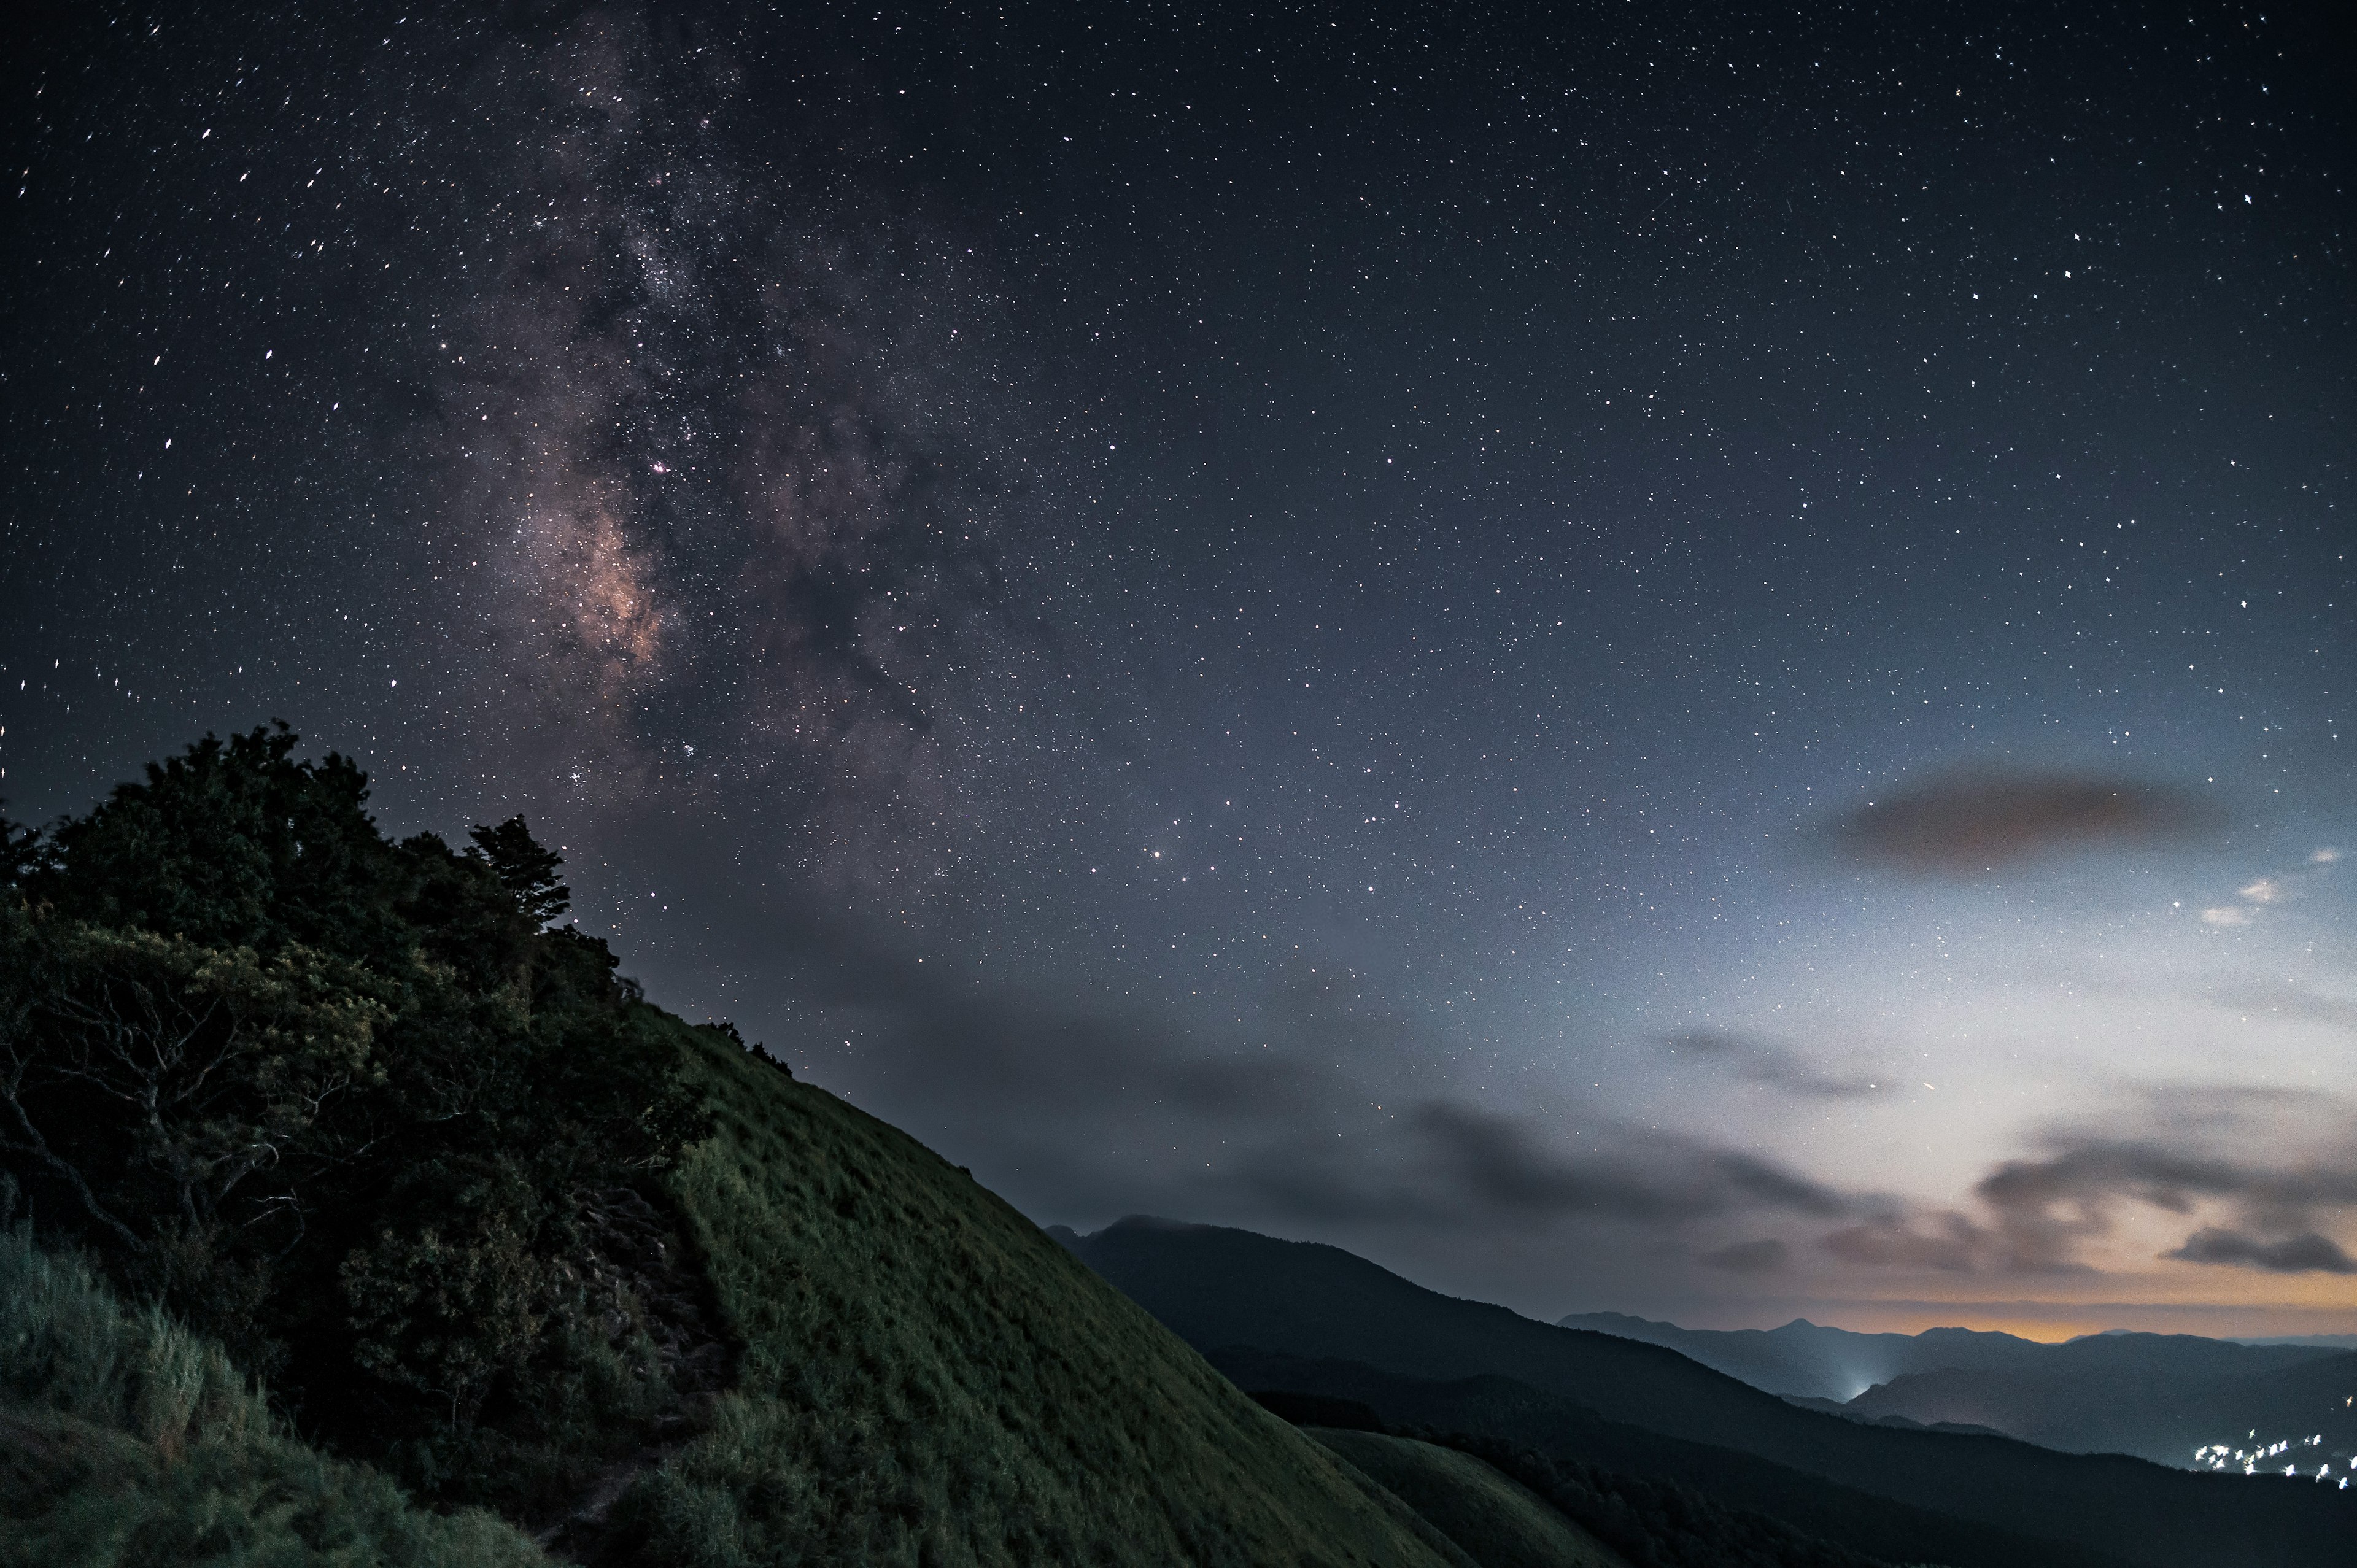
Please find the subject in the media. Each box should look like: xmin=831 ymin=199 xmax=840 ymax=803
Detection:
xmin=1097 ymin=1213 xmax=1218 ymax=1237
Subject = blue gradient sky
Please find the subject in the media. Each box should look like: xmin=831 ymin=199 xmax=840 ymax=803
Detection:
xmin=4 ymin=1 xmax=2350 ymax=1335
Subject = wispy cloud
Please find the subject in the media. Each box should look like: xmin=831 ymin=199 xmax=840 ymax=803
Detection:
xmin=2192 ymin=838 xmax=2339 ymax=930
xmin=2205 ymin=983 xmax=2357 ymax=1033
xmin=1229 ymin=1100 xmax=1853 ymax=1230
xmin=1701 ymin=1237 xmax=1792 ymax=1273
xmin=1821 ymin=1212 xmax=1995 ymax=1273
xmin=1663 ymin=1029 xmax=1884 ymax=1099
xmin=749 ymin=910 xmax=1864 ymax=1262
xmin=1819 ymin=1089 xmax=2357 ymax=1278
xmin=2165 ymin=1227 xmax=2356 ymax=1274
xmin=1822 ymin=768 xmax=2219 ymax=874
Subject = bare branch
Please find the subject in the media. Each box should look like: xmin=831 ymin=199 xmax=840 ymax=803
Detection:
xmin=0 ymin=1081 xmax=146 ymax=1253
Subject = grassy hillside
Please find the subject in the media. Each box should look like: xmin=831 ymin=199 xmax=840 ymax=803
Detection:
xmin=0 ymin=1014 xmax=1473 ymax=1568
xmin=1307 ymin=1428 xmax=1631 ymax=1568
xmin=615 ymin=1016 xmax=1462 ymax=1567
xmin=0 ymin=730 xmax=1479 ymax=1566
xmin=1067 ymin=1218 xmax=2357 ymax=1568
xmin=0 ymin=1228 xmax=546 ymax=1568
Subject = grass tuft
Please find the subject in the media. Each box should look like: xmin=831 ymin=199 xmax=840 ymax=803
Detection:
xmin=0 ymin=1227 xmax=550 ymax=1568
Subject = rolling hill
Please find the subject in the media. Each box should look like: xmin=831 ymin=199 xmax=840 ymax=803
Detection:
xmin=1058 ymin=1216 xmax=2357 ymax=1568
xmin=617 ymin=1023 xmax=1468 ymax=1566
xmin=1306 ymin=1428 xmax=1631 ymax=1568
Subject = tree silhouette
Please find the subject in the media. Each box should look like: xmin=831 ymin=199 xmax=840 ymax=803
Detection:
xmin=466 ymin=816 xmax=571 ymax=927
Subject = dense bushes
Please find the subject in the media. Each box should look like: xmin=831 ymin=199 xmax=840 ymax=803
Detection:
xmin=0 ymin=1226 xmax=547 ymax=1567
xmin=0 ymin=725 xmax=710 ymax=1510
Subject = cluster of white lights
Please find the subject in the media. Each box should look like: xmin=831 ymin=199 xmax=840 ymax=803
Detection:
xmin=2191 ymin=1430 xmax=2353 ymax=1486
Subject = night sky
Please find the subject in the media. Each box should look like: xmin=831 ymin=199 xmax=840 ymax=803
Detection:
xmin=6 ymin=1 xmax=2353 ymax=1338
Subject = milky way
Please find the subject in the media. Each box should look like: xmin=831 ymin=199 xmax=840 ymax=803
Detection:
xmin=392 ymin=12 xmax=1081 ymax=891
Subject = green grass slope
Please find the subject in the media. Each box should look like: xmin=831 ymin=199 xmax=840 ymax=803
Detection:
xmin=618 ymin=1015 xmax=1463 ymax=1568
xmin=0 ymin=1229 xmax=547 ymax=1568
xmin=1308 ymin=1428 xmax=1631 ymax=1568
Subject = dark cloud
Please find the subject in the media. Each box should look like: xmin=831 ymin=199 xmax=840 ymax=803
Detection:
xmin=1662 ymin=1030 xmax=1884 ymax=1099
xmin=1974 ymin=1121 xmax=2357 ymax=1276
xmin=1973 ymin=1142 xmax=2234 ymax=1272
xmin=1976 ymin=1135 xmax=2357 ymax=1253
xmin=2165 ymin=1227 xmax=2357 ymax=1274
xmin=1820 ymin=1213 xmax=1993 ymax=1273
xmin=1820 ymin=1091 xmax=2357 ymax=1278
xmin=1701 ymin=1237 xmax=1790 ymax=1273
xmin=732 ymin=903 xmax=1865 ymax=1258
xmin=1822 ymin=769 xmax=2220 ymax=874
xmin=1226 ymin=1100 xmax=1852 ymax=1232
xmin=738 ymin=896 xmax=2357 ymax=1297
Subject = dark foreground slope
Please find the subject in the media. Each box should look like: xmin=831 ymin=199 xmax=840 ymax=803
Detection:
xmin=1062 ymin=1217 xmax=2356 ymax=1568
xmin=0 ymin=1025 xmax=1458 ymax=1568
xmin=608 ymin=1022 xmax=1461 ymax=1567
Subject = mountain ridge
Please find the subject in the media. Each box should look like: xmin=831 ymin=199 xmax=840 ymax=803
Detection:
xmin=1059 ymin=1213 xmax=2357 ymax=1568
xmin=1553 ymin=1308 xmax=2342 ymax=1403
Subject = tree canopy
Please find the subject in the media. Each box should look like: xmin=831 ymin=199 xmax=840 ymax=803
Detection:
xmin=0 ymin=725 xmax=710 ymax=1506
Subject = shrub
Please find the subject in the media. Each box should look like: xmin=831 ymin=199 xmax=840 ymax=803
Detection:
xmin=0 ymin=1224 xmax=550 ymax=1567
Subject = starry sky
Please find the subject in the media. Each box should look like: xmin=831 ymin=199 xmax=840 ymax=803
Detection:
xmin=6 ymin=1 xmax=2353 ymax=1339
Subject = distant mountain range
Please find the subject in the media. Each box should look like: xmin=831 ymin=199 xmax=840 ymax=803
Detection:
xmin=1557 ymin=1310 xmax=2357 ymax=1468
xmin=1056 ymin=1215 xmax=2357 ymax=1568
xmin=2231 ymin=1333 xmax=2357 ymax=1350
xmin=1554 ymin=1310 xmax=2346 ymax=1402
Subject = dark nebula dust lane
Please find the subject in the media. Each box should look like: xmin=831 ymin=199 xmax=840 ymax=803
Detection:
xmin=4 ymin=1 xmax=2354 ymax=1335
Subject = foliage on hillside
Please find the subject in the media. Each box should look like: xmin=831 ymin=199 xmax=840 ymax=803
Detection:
xmin=0 ymin=1226 xmax=546 ymax=1568
xmin=2 ymin=728 xmax=1483 ymax=1567
xmin=0 ymin=725 xmax=713 ymax=1512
